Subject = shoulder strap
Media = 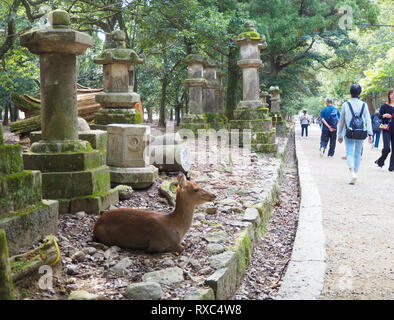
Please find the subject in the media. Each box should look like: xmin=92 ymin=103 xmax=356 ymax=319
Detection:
xmin=346 ymin=101 xmax=355 ymax=117
xmin=360 ymin=103 xmax=365 ymax=116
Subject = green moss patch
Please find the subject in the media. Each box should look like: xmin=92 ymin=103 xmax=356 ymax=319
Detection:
xmin=0 ymin=145 xmax=23 ymax=177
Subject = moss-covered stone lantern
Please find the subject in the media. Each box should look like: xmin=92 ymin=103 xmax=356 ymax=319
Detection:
xmin=91 ymin=30 xmax=144 ymax=130
xmin=20 ymin=10 xmax=119 ymax=214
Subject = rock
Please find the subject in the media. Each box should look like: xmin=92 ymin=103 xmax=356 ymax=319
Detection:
xmin=68 ymin=290 xmax=104 ymax=300
xmin=218 ymin=198 xmax=239 ymax=207
xmin=184 ymin=288 xmax=215 ymax=300
xmin=206 ymin=243 xmax=225 ymax=254
xmin=104 ymin=246 xmax=121 ymax=259
xmin=88 ymin=242 xmax=109 ymax=251
xmin=162 ymin=257 xmax=175 ymax=267
xmin=231 ymin=206 xmax=244 ymax=213
xmin=194 ymin=212 xmax=206 ymax=221
xmin=75 ymin=211 xmax=87 ymax=219
xmin=65 ymin=265 xmax=79 ymax=275
xmin=82 ymin=246 xmax=97 ymax=255
xmin=142 ymin=267 xmax=184 ymax=285
xmin=205 ymin=207 xmax=217 ymax=214
xmin=203 ymin=230 xmax=227 ymax=244
xmin=209 ymin=251 xmax=236 ymax=270
xmin=115 ymin=185 xmax=134 ymax=200
xmin=71 ymin=250 xmax=86 ymax=262
xmin=108 ymin=257 xmax=133 ymax=276
xmin=242 ymin=208 xmax=260 ymax=223
xmin=77 ymin=117 xmax=90 ymax=132
xmin=125 ymin=282 xmax=163 ymax=300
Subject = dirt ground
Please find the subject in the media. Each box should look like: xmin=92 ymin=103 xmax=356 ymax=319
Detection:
xmin=4 ymin=123 xmax=301 ymax=300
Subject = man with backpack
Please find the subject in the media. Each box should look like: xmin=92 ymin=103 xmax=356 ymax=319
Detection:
xmin=337 ymin=84 xmax=373 ymax=184
xmin=320 ymin=98 xmax=341 ymax=157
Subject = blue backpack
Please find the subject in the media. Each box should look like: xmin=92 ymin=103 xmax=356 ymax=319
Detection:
xmin=327 ymin=108 xmax=339 ymax=128
xmin=371 ymin=113 xmax=381 ymax=132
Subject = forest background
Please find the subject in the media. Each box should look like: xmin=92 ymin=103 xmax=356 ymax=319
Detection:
xmin=0 ymin=0 xmax=392 ymax=126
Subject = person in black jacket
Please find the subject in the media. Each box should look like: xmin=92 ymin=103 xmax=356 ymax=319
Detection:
xmin=375 ymin=88 xmax=394 ymax=171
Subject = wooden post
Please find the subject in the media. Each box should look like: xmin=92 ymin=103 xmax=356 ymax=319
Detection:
xmin=0 ymin=229 xmax=14 ymax=300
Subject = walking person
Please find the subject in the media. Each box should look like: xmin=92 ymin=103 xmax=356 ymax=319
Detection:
xmin=371 ymin=108 xmax=382 ymax=149
xmin=337 ymin=84 xmax=373 ymax=184
xmin=299 ymin=110 xmax=311 ymax=139
xmin=374 ymin=88 xmax=394 ymax=171
xmin=320 ymin=98 xmax=340 ymax=157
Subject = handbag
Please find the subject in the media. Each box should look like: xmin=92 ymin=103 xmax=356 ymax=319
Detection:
xmin=379 ymin=113 xmax=393 ymax=131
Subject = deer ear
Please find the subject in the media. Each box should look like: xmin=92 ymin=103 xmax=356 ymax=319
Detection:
xmin=177 ymin=173 xmax=187 ymax=189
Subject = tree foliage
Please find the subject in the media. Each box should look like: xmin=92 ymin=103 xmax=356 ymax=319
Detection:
xmin=0 ymin=0 xmax=389 ymax=123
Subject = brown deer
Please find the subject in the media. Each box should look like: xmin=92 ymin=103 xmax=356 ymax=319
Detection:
xmin=93 ymin=173 xmax=216 ymax=253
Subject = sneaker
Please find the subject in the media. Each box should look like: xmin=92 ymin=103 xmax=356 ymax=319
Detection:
xmin=349 ymin=171 xmax=357 ymax=184
xmin=319 ymin=148 xmax=325 ymax=158
xmin=374 ymin=160 xmax=383 ymax=168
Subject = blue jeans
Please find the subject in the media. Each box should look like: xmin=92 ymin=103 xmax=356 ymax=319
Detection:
xmin=344 ymin=137 xmax=364 ymax=173
xmin=372 ymin=130 xmax=381 ymax=148
xmin=301 ymin=124 xmax=309 ymax=137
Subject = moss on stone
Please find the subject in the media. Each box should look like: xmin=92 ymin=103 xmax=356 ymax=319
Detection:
xmin=0 ymin=171 xmax=42 ymax=218
xmin=236 ymin=31 xmax=262 ymax=41
xmin=0 ymin=144 xmax=23 ymax=177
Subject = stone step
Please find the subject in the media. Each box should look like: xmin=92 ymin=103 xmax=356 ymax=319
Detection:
xmin=41 ymin=165 xmax=111 ymax=199
xmin=23 ymin=150 xmax=103 ymax=172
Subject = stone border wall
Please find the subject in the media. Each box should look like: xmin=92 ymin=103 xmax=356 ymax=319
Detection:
xmin=189 ymin=130 xmax=293 ymax=300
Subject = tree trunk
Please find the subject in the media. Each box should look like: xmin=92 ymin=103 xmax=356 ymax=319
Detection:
xmin=10 ymin=104 xmax=18 ymax=122
xmin=159 ymin=76 xmax=168 ymax=128
xmin=225 ymin=45 xmax=239 ymax=120
xmin=3 ymin=103 xmax=9 ymax=126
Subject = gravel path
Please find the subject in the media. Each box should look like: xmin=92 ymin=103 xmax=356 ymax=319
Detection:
xmin=296 ymin=124 xmax=394 ymax=300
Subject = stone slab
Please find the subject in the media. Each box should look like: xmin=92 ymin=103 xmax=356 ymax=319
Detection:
xmin=69 ymin=188 xmax=119 ymax=215
xmin=0 ymin=200 xmax=59 ymax=256
xmin=23 ymin=150 xmax=102 ymax=172
xmin=109 ymin=165 xmax=158 ymax=189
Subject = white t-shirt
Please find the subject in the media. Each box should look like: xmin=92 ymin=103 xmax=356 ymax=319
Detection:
xmin=299 ymin=113 xmax=310 ymax=125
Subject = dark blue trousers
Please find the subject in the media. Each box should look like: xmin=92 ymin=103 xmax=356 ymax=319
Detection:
xmin=301 ymin=124 xmax=309 ymax=137
xmin=320 ymin=129 xmax=337 ymax=156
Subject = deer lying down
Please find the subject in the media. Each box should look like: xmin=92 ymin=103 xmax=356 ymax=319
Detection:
xmin=93 ymin=173 xmax=216 ymax=253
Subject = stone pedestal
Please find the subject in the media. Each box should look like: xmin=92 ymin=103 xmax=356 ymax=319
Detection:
xmin=20 ymin=10 xmax=118 ymax=214
xmin=107 ymin=124 xmax=158 ymax=189
xmin=0 ymin=124 xmax=58 ymax=256
xmin=229 ymin=21 xmax=277 ymax=153
xmin=91 ymin=30 xmax=143 ymax=130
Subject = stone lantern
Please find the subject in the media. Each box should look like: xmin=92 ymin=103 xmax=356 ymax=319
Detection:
xmin=91 ymin=30 xmax=144 ymax=130
xmin=269 ymin=86 xmax=281 ymax=113
xmin=203 ymin=60 xmax=217 ymax=114
xmin=184 ymin=53 xmax=206 ymax=114
xmin=228 ymin=21 xmax=277 ymax=153
xmin=235 ymin=20 xmax=267 ymax=109
xmin=21 ymin=10 xmax=119 ymax=214
xmin=215 ymin=68 xmax=226 ymax=115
